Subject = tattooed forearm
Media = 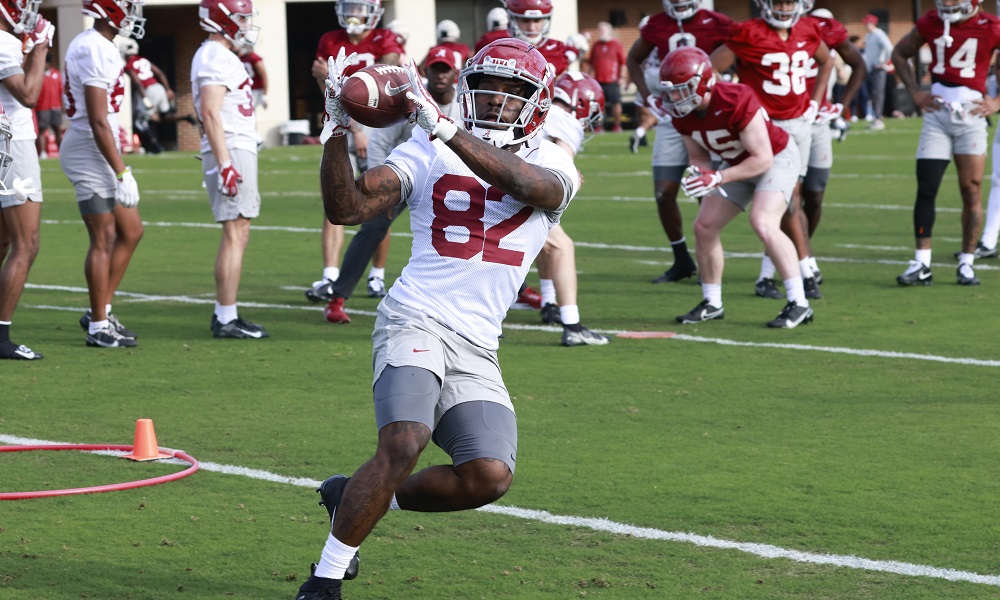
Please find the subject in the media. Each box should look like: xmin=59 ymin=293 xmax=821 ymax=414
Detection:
xmin=892 ymin=28 xmax=925 ymax=95
xmin=320 ymin=136 xmax=400 ymax=225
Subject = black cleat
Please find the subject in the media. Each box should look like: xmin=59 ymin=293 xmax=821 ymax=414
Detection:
xmin=813 ymin=269 xmax=823 ymax=285
xmin=896 ymin=261 xmax=933 ymax=286
xmin=766 ymin=301 xmax=814 ymax=329
xmin=953 ymin=242 xmax=998 ymax=260
xmin=957 ymin=263 xmax=981 ymax=286
xmin=86 ymin=324 xmax=138 ymax=348
xmin=561 ymin=325 xmax=610 ymax=346
xmin=803 ymin=276 xmax=823 ymax=300
xmin=540 ymin=302 xmax=562 ymax=325
xmin=676 ymin=299 xmax=724 ymax=324
xmin=211 ymin=315 xmax=269 ymax=339
xmin=652 ymin=261 xmax=696 ymax=283
xmin=366 ymin=276 xmax=387 ymax=298
xmin=317 ymin=475 xmax=359 ymax=580
xmin=306 ymin=279 xmax=335 ymax=303
xmin=80 ymin=310 xmax=137 ymax=339
xmin=754 ymin=278 xmax=783 ymax=299
xmin=295 ymin=575 xmax=342 ymax=600
xmin=0 ymin=342 xmax=43 ymax=360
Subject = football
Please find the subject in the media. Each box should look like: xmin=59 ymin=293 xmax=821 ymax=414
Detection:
xmin=340 ymin=64 xmax=413 ymax=128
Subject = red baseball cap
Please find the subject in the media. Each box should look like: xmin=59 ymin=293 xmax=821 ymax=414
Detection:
xmin=423 ymin=46 xmax=459 ymax=71
xmin=862 ymin=14 xmax=878 ymax=25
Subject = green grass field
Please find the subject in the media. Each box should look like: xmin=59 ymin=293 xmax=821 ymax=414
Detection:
xmin=2 ymin=118 xmax=1000 ymax=599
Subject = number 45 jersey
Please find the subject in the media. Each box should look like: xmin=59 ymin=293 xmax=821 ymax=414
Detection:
xmin=385 ymin=131 xmax=580 ymax=349
xmin=726 ymin=18 xmax=824 ymax=121
xmin=191 ymin=40 xmax=257 ymax=155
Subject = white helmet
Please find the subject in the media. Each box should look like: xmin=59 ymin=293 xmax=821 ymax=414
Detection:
xmin=487 ymin=6 xmax=507 ymax=30
xmin=386 ymin=18 xmax=409 ymax=44
xmin=810 ymin=8 xmax=833 ymax=19
xmin=437 ymin=18 xmax=460 ymax=42
xmin=118 ymin=38 xmax=139 ymax=58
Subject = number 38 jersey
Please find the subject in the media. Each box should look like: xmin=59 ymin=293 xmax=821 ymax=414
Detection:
xmin=62 ymin=29 xmax=126 ymax=134
xmin=726 ymin=18 xmax=824 ymax=121
xmin=640 ymin=9 xmax=733 ymax=58
xmin=191 ymin=40 xmax=257 ymax=155
xmin=672 ymin=82 xmax=789 ymax=166
xmin=917 ymin=10 xmax=1000 ymax=95
xmin=385 ymin=132 xmax=580 ymax=349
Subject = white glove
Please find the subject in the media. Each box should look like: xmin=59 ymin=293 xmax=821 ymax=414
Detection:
xmin=259 ymin=94 xmax=268 ymax=109
xmin=645 ymin=94 xmax=671 ymax=121
xmin=12 ymin=177 xmax=36 ymax=202
xmin=403 ymin=57 xmax=457 ymax=142
xmin=815 ymin=102 xmax=843 ymax=124
xmin=23 ymin=16 xmax=53 ymax=54
xmin=116 ymin=168 xmax=140 ymax=208
xmin=681 ymin=166 xmax=725 ymax=199
xmin=319 ymin=47 xmax=357 ymax=144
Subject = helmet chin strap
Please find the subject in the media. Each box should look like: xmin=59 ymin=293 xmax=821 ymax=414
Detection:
xmin=471 ymin=125 xmax=517 ymax=148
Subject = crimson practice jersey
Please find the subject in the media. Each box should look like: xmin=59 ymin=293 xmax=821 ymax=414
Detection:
xmin=533 ymin=37 xmax=577 ymax=77
xmin=727 ymin=18 xmax=824 ymax=120
xmin=474 ymin=30 xmax=509 ymax=53
xmin=126 ymin=55 xmax=158 ymax=89
xmin=435 ymin=40 xmax=471 ymax=69
xmin=640 ymin=9 xmax=733 ymax=58
xmin=804 ymin=14 xmax=848 ymax=98
xmin=917 ymin=10 xmax=1000 ymax=94
xmin=671 ymin=82 xmax=789 ymax=166
xmin=316 ymin=28 xmax=404 ymax=76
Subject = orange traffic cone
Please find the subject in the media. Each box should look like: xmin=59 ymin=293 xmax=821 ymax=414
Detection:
xmin=122 ymin=419 xmax=172 ymax=461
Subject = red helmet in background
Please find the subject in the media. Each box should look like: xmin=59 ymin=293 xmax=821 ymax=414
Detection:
xmin=199 ymin=0 xmax=259 ymax=49
xmin=505 ymin=0 xmax=552 ymax=46
xmin=82 ymin=0 xmax=146 ymax=39
xmin=0 ymin=0 xmax=40 ymax=34
xmin=553 ymin=71 xmax=605 ymax=136
xmin=657 ymin=46 xmax=715 ymax=118
xmin=457 ymin=38 xmax=553 ymax=147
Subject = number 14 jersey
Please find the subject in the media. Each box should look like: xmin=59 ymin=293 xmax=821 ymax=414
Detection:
xmin=917 ymin=9 xmax=1000 ymax=95
xmin=191 ymin=40 xmax=257 ymax=155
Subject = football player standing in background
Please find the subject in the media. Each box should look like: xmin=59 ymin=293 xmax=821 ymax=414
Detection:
xmin=0 ymin=0 xmax=51 ymax=360
xmin=308 ymin=0 xmax=402 ymax=318
xmin=626 ymin=0 xmax=733 ymax=285
xmin=61 ymin=0 xmax=144 ymax=348
xmin=474 ymin=6 xmax=509 ymax=53
xmin=193 ymin=0 xmax=268 ymax=339
xmin=891 ymin=0 xmax=1000 ymax=286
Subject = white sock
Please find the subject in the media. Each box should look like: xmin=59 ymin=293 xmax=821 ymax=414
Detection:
xmin=369 ymin=266 xmax=385 ymax=280
xmin=784 ymin=277 xmax=808 ymax=307
xmin=758 ymin=255 xmax=776 ymax=281
xmin=389 ymin=494 xmax=400 ymax=511
xmin=982 ymin=179 xmax=1000 ymax=249
xmin=539 ymin=279 xmax=556 ymax=305
xmin=807 ymin=256 xmax=819 ymax=275
xmin=89 ymin=319 xmax=109 ymax=335
xmin=0 ymin=320 xmax=10 ymax=326
xmin=915 ymin=249 xmax=932 ymax=267
xmin=958 ymin=252 xmax=975 ymax=267
xmin=323 ymin=267 xmax=340 ymax=282
xmin=105 ymin=303 xmax=113 ymax=315
xmin=702 ymin=282 xmax=722 ymax=307
xmin=313 ymin=533 xmax=360 ymax=580
xmin=635 ymin=126 xmax=646 ymax=139
xmin=215 ymin=303 xmax=238 ymax=325
xmin=798 ymin=259 xmax=813 ymax=279
xmin=559 ymin=304 xmax=580 ymax=326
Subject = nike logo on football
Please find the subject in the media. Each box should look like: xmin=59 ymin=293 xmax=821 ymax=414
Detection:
xmin=413 ymin=349 xmax=430 ymax=353
xmin=384 ymin=81 xmax=410 ymax=97
xmin=796 ymin=41 xmax=807 ymax=48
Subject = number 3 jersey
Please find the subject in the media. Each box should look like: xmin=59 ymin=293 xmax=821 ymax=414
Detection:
xmin=191 ymin=40 xmax=257 ymax=155
xmin=917 ymin=10 xmax=1000 ymax=96
xmin=385 ymin=132 xmax=580 ymax=349
xmin=671 ymin=82 xmax=789 ymax=166
xmin=62 ymin=29 xmax=126 ymax=135
xmin=726 ymin=18 xmax=824 ymax=121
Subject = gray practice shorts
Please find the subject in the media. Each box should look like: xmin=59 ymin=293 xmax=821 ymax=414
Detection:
xmin=37 ymin=109 xmax=62 ymax=130
xmin=0 ymin=140 xmax=42 ymax=208
xmin=59 ymin=127 xmax=117 ymax=203
xmin=144 ymin=82 xmax=171 ymax=114
xmin=202 ymin=148 xmax=260 ymax=221
xmin=808 ymin=120 xmax=833 ymax=169
xmin=916 ymin=107 xmax=988 ymax=160
xmin=773 ymin=114 xmax=812 ymax=177
xmin=652 ymin=119 xmax=688 ymax=170
xmin=717 ymin=143 xmax=800 ymax=211
xmin=372 ymin=295 xmax=517 ymax=472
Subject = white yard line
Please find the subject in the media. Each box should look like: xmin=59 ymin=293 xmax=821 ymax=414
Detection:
xmin=1 ymin=432 xmax=997 ymax=587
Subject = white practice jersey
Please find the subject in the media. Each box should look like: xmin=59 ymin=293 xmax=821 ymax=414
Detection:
xmin=191 ymin=40 xmax=256 ymax=154
xmin=541 ymin=105 xmax=584 ymax=156
xmin=368 ymin=94 xmax=461 ymax=167
xmin=0 ymin=32 xmax=34 ymax=141
xmin=63 ymin=29 xmax=126 ymax=135
xmin=385 ymin=132 xmax=579 ymax=349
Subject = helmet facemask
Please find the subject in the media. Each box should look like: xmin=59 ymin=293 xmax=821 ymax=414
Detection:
xmin=662 ymin=0 xmax=701 ymax=21
xmin=936 ymin=0 xmax=977 ymax=23
xmin=659 ymin=69 xmax=712 ymax=118
xmin=458 ymin=64 xmax=550 ymax=148
xmin=336 ymin=0 xmax=382 ymax=36
xmin=757 ymin=0 xmax=804 ymax=29
xmin=1 ymin=0 xmax=41 ymax=34
xmin=508 ymin=15 xmax=550 ymax=46
xmin=117 ymin=0 xmax=146 ymax=39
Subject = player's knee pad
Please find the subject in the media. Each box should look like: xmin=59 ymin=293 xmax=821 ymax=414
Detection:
xmin=914 ymin=159 xmax=950 ymax=239
xmin=803 ymin=167 xmax=830 ymax=192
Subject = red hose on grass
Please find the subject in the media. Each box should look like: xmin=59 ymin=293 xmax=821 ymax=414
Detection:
xmin=0 ymin=444 xmax=199 ymax=500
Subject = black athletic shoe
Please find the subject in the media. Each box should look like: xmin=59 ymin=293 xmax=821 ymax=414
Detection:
xmin=676 ymin=299 xmax=724 ymax=324
xmin=86 ymin=324 xmax=138 ymax=348
xmin=0 ymin=342 xmax=43 ymax=360
xmin=305 ymin=279 xmax=335 ymax=303
xmin=540 ymin=302 xmax=562 ymax=325
xmin=953 ymin=242 xmax=999 ymax=260
xmin=79 ymin=310 xmax=137 ymax=339
xmin=766 ymin=301 xmax=814 ymax=329
xmin=295 ymin=576 xmax=342 ymax=600
xmin=651 ymin=260 xmax=696 ymax=283
xmin=803 ymin=276 xmax=823 ymax=300
xmin=813 ymin=269 xmax=823 ymax=285
xmin=957 ymin=263 xmax=981 ymax=286
xmin=211 ymin=315 xmax=269 ymax=339
xmin=897 ymin=261 xmax=933 ymax=286
xmin=366 ymin=276 xmax=386 ymax=298
xmin=754 ymin=278 xmax=783 ymax=299
xmin=317 ymin=475 xmax=359 ymax=581
xmin=561 ymin=325 xmax=610 ymax=346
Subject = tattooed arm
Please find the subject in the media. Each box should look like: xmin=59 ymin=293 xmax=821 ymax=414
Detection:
xmin=892 ymin=27 xmax=938 ymax=112
xmin=320 ymin=135 xmax=402 ymax=225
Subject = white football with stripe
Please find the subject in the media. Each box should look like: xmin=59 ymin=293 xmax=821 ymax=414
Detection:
xmin=340 ymin=64 xmax=413 ymax=128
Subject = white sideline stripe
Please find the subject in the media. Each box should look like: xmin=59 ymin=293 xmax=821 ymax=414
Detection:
xmin=2 ymin=432 xmax=998 ymax=587
xmin=22 ymin=285 xmax=1000 ymax=366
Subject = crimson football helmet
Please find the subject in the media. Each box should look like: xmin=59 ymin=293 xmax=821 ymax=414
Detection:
xmin=657 ymin=46 xmax=715 ymax=118
xmin=457 ymin=38 xmax=553 ymax=147
xmin=199 ymin=0 xmax=259 ymax=49
xmin=82 ymin=0 xmax=145 ymax=39
xmin=755 ymin=0 xmax=805 ymax=29
xmin=553 ymin=71 xmax=605 ymax=137
xmin=337 ymin=0 xmax=382 ymax=36
xmin=937 ymin=0 xmax=980 ymax=22
xmin=505 ymin=0 xmax=552 ymax=46
xmin=0 ymin=0 xmax=40 ymax=34
xmin=663 ymin=0 xmax=701 ymax=21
